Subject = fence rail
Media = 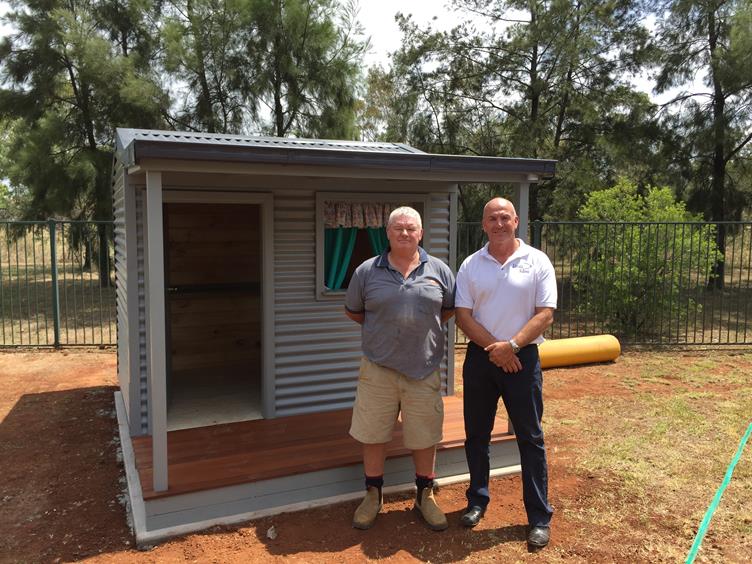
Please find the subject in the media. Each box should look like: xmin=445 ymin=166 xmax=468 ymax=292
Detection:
xmin=457 ymin=221 xmax=752 ymax=346
xmin=0 ymin=220 xmax=115 ymax=346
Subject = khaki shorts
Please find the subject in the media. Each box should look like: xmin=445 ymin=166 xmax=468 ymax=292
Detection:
xmin=349 ymin=357 xmax=444 ymax=450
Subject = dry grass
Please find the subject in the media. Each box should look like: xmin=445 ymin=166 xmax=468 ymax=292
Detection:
xmin=544 ymin=351 xmax=752 ymax=562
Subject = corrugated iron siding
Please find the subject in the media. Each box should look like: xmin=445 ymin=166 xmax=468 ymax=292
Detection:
xmin=114 ymin=169 xmax=150 ymax=435
xmin=273 ymin=189 xmax=453 ymax=417
xmin=113 ymin=165 xmax=129 ymax=415
xmin=135 ymin=187 xmax=150 ymax=434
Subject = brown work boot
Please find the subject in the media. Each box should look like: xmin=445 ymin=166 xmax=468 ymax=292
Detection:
xmin=415 ymin=487 xmax=448 ymax=531
xmin=352 ymin=486 xmax=383 ymax=529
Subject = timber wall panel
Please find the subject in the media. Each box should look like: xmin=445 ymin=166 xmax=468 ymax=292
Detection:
xmin=165 ymin=203 xmax=261 ymax=382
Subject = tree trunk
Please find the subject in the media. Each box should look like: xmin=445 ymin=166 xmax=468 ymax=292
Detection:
xmin=273 ymin=0 xmax=285 ymax=137
xmin=708 ymin=6 xmax=726 ymax=289
xmin=527 ymin=4 xmax=541 ymax=220
xmin=188 ymin=0 xmax=217 ymax=133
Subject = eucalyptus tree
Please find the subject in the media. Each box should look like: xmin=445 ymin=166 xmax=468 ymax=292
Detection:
xmin=653 ymin=0 xmax=752 ymax=284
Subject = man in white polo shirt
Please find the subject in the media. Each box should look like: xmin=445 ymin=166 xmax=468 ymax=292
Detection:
xmin=455 ymin=197 xmax=557 ymax=549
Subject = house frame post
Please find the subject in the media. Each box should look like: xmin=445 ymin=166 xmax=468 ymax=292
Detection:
xmin=146 ymin=171 xmax=168 ymax=492
xmin=515 ymin=178 xmax=531 ymax=242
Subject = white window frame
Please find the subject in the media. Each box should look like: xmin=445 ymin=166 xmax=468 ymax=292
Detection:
xmin=315 ymin=191 xmax=432 ymax=300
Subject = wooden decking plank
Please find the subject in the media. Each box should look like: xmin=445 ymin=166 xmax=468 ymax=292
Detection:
xmin=134 ymin=396 xmax=512 ymax=499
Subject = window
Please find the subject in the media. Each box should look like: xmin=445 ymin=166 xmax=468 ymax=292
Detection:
xmin=315 ymin=193 xmax=430 ymax=297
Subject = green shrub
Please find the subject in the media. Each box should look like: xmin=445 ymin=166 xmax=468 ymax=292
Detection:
xmin=573 ymin=179 xmax=722 ymax=337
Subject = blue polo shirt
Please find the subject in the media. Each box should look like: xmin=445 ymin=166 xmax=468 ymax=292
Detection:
xmin=345 ymin=247 xmax=455 ymax=379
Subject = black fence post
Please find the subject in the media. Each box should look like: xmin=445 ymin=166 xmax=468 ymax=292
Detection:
xmin=48 ymin=219 xmax=61 ymax=348
xmin=532 ymin=220 xmax=542 ymax=249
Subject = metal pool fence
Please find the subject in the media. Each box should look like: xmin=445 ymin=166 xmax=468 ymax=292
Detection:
xmin=0 ymin=220 xmax=115 ymax=346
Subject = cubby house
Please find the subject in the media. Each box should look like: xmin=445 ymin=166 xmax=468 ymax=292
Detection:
xmin=111 ymin=128 xmax=556 ymax=544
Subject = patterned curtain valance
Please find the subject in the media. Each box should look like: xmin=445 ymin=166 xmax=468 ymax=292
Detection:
xmin=324 ymin=201 xmax=397 ymax=229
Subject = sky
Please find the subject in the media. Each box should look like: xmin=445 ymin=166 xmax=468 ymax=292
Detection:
xmin=357 ymin=0 xmax=459 ymax=67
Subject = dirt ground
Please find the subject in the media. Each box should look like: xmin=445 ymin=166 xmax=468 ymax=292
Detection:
xmin=0 ymin=348 xmax=749 ymax=563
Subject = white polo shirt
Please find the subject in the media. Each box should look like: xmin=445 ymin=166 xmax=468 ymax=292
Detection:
xmin=455 ymin=240 xmax=557 ymax=344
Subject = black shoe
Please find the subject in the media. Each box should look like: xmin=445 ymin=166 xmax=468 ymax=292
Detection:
xmin=460 ymin=505 xmax=485 ymax=528
xmin=527 ymin=525 xmax=550 ymax=548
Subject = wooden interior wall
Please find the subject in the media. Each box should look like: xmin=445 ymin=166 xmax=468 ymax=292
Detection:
xmin=165 ymin=203 xmax=261 ymax=383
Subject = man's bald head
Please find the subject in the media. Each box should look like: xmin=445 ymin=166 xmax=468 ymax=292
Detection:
xmin=483 ymin=197 xmax=517 ymax=220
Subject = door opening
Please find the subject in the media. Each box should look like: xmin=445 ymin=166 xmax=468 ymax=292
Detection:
xmin=164 ymin=202 xmax=262 ymax=430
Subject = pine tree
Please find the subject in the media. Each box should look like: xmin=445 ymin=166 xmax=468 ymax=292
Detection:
xmin=654 ymin=0 xmax=752 ymax=286
xmin=0 ymin=0 xmax=168 ymax=283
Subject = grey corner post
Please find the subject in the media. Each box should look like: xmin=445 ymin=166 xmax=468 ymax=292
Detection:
xmin=48 ymin=219 xmax=61 ymax=348
xmin=146 ymin=171 xmax=168 ymax=492
xmin=514 ymin=178 xmax=532 ymax=243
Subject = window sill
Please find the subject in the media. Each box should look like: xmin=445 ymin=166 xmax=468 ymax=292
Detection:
xmin=316 ymin=288 xmax=348 ymax=301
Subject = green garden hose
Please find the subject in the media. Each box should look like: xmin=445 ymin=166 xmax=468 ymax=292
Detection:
xmin=686 ymin=421 xmax=752 ymax=563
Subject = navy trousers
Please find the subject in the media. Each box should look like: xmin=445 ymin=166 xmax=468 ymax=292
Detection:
xmin=463 ymin=341 xmax=553 ymax=527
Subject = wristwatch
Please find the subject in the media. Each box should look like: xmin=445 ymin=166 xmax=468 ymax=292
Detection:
xmin=508 ymin=339 xmax=521 ymax=354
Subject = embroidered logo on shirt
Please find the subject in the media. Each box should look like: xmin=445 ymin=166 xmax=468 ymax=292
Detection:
xmin=515 ymin=260 xmax=531 ymax=274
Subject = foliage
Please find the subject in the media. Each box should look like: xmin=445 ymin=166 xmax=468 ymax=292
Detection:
xmin=572 ymin=178 xmax=722 ymax=336
xmin=653 ymin=0 xmax=752 ymax=222
xmin=162 ymin=0 xmax=367 ymax=137
xmin=0 ymin=0 xmax=167 ymax=222
xmin=161 ymin=0 xmax=248 ymax=133
xmin=365 ymin=0 xmax=666 ymax=222
xmin=242 ymin=0 xmax=367 ymax=138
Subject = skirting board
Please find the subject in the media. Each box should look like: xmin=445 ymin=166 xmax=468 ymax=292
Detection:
xmin=114 ymin=391 xmax=521 ymax=547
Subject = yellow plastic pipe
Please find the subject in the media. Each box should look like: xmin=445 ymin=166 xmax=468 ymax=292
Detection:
xmin=538 ymin=335 xmax=621 ymax=369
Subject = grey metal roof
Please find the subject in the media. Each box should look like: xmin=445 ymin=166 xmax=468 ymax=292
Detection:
xmin=115 ymin=128 xmax=556 ymax=180
xmin=116 ymin=128 xmax=423 ymax=155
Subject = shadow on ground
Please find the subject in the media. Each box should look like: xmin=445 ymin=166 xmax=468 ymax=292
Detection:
xmin=0 ymin=385 xmax=132 ymax=562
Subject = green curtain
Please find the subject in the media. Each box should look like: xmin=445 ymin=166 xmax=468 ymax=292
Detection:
xmin=366 ymin=227 xmax=388 ymax=255
xmin=324 ymin=227 xmax=358 ymax=290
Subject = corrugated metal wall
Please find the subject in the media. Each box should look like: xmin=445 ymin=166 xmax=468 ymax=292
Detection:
xmin=113 ymin=164 xmax=129 ymax=415
xmin=427 ymin=193 xmax=453 ymax=394
xmin=135 ymin=187 xmax=150 ymax=434
xmin=124 ymin=172 xmax=455 ymax=425
xmin=114 ymin=173 xmax=151 ymax=436
xmin=273 ymin=190 xmax=363 ymax=417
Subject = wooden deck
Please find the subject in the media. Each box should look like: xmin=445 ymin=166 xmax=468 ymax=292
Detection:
xmin=132 ymin=395 xmax=512 ymax=500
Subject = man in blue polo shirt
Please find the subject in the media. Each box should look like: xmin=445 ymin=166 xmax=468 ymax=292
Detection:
xmin=345 ymin=206 xmax=455 ymax=531
xmin=455 ymin=197 xmax=557 ymax=549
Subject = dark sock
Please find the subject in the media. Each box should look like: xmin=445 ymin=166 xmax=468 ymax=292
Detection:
xmin=365 ymin=475 xmax=383 ymax=498
xmin=415 ymin=473 xmax=436 ymax=503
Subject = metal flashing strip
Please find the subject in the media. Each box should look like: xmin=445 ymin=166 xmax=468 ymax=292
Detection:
xmin=114 ymin=391 xmax=148 ymax=542
xmin=133 ymin=466 xmax=521 ymax=547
